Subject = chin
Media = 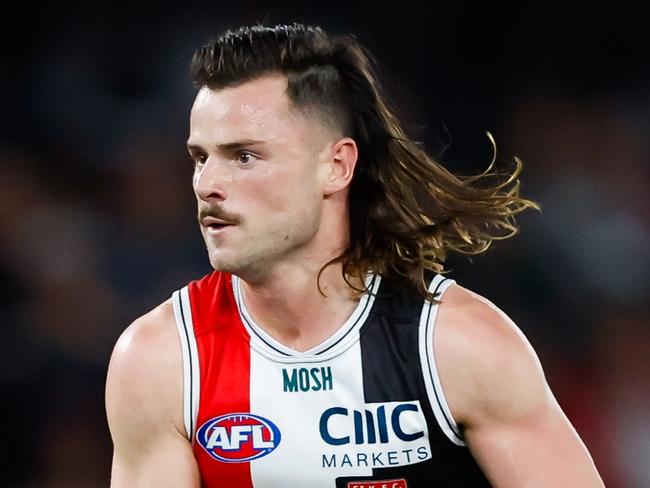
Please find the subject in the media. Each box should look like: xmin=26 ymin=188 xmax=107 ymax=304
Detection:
xmin=207 ymin=249 xmax=248 ymax=275
xmin=208 ymin=250 xmax=271 ymax=282
xmin=208 ymin=257 xmax=237 ymax=274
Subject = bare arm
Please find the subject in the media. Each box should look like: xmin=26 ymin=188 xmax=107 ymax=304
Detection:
xmin=436 ymin=285 xmax=604 ymax=487
xmin=105 ymin=302 xmax=201 ymax=487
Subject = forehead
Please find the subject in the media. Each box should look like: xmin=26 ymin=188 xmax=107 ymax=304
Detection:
xmin=189 ymin=75 xmax=305 ymax=144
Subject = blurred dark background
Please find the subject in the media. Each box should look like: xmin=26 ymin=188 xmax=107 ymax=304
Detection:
xmin=1 ymin=2 xmax=648 ymax=486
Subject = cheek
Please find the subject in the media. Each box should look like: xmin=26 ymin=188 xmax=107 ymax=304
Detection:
xmin=247 ymin=166 xmax=314 ymax=207
xmin=247 ymin=183 xmax=295 ymax=215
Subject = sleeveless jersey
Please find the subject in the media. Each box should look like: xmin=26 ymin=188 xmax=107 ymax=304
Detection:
xmin=171 ymin=271 xmax=490 ymax=487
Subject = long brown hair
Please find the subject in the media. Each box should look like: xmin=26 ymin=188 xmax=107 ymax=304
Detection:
xmin=191 ymin=23 xmax=540 ymax=300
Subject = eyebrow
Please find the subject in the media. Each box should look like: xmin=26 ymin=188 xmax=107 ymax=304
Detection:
xmin=186 ymin=139 xmax=267 ymax=152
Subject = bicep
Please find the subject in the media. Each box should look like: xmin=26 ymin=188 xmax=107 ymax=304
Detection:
xmin=110 ymin=428 xmax=200 ymax=488
xmin=435 ymin=287 xmax=603 ymax=487
xmin=464 ymin=390 xmax=603 ymax=487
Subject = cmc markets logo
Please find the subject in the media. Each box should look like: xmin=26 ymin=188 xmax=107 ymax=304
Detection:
xmin=196 ymin=413 xmax=281 ymax=462
xmin=320 ymin=403 xmax=424 ymax=445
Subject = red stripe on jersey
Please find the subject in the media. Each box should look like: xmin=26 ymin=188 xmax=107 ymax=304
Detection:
xmin=188 ymin=272 xmax=253 ymax=488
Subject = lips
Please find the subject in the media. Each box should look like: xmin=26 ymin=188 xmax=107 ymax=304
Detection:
xmin=202 ymin=216 xmax=232 ymax=226
xmin=201 ymin=216 xmax=235 ymax=234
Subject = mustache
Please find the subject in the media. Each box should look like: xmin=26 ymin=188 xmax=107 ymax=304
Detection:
xmin=198 ymin=206 xmax=240 ymax=225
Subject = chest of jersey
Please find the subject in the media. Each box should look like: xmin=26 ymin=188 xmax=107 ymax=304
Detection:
xmin=200 ymin=342 xmax=433 ymax=486
xmin=172 ymin=271 xmax=490 ymax=487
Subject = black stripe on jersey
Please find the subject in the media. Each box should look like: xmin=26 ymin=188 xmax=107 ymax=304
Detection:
xmin=424 ymin=278 xmax=463 ymax=442
xmin=177 ymin=290 xmax=195 ymax=437
xmin=346 ymin=273 xmax=490 ymax=487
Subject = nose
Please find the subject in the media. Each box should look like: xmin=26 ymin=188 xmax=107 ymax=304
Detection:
xmin=193 ymin=157 xmax=230 ymax=202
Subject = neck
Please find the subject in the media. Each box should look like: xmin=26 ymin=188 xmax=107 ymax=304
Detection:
xmin=237 ymin=260 xmax=366 ymax=352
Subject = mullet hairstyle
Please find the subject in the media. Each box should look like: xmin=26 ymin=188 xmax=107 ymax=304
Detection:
xmin=191 ymin=23 xmax=540 ymax=301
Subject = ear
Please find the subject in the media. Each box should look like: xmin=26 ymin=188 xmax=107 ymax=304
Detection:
xmin=323 ymin=137 xmax=358 ymax=196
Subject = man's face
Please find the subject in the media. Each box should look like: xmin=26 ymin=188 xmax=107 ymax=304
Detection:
xmin=187 ymin=75 xmax=337 ymax=280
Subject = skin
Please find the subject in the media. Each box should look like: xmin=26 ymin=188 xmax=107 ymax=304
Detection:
xmin=105 ymin=74 xmax=604 ymax=487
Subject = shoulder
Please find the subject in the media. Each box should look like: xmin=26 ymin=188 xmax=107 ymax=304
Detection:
xmin=107 ymin=300 xmax=180 ymax=385
xmin=106 ymin=299 xmax=186 ymax=444
xmin=434 ymin=282 xmax=548 ymax=429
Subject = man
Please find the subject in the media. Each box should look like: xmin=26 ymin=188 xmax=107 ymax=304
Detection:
xmin=105 ymin=23 xmax=604 ymax=487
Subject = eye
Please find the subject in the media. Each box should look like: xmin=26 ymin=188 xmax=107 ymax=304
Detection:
xmin=191 ymin=153 xmax=207 ymax=167
xmin=238 ymin=151 xmax=255 ymax=165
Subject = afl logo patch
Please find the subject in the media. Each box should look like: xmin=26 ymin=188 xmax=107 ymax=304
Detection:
xmin=196 ymin=413 xmax=281 ymax=462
